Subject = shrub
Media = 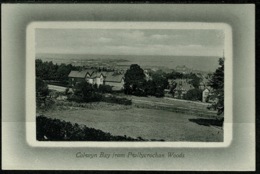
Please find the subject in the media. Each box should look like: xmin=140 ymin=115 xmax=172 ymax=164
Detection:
xmin=44 ymin=98 xmax=56 ymax=110
xmin=36 ymin=116 xmax=145 ymax=141
xmin=70 ymin=81 xmax=103 ymax=103
xmin=67 ymin=94 xmax=84 ymax=103
xmin=83 ymin=92 xmax=103 ymax=103
xmin=65 ymin=88 xmax=70 ymax=95
xmin=102 ymin=96 xmax=132 ymax=105
xmin=36 ymin=78 xmax=49 ymax=107
xmin=154 ymin=88 xmax=165 ymax=98
xmin=98 ymin=85 xmax=113 ymax=93
xmin=183 ymin=89 xmax=203 ymax=101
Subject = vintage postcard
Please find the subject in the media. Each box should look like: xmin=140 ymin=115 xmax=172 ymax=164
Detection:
xmin=2 ymin=4 xmax=255 ymax=171
xmin=26 ymin=22 xmax=232 ymax=147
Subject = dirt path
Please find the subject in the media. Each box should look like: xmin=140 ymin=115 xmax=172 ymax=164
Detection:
xmin=48 ymin=85 xmax=67 ymax=92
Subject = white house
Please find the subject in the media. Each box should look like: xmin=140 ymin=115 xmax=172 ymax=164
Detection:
xmin=86 ymin=72 xmax=104 ymax=87
xmin=68 ymin=69 xmax=105 ymax=87
xmin=68 ymin=70 xmax=124 ymax=90
xmin=202 ymin=88 xmax=210 ymax=102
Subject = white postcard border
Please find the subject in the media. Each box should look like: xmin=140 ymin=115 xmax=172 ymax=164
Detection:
xmin=26 ymin=22 xmax=233 ymax=148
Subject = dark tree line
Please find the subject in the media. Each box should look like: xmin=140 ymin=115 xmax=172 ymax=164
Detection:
xmin=124 ymin=64 xmax=203 ymax=98
xmin=36 ymin=77 xmax=49 ymax=107
xmin=36 ymin=59 xmax=80 ymax=84
xmin=166 ymin=71 xmax=201 ymax=89
xmin=36 ymin=59 xmax=81 ymax=107
xmin=209 ymin=58 xmax=224 ymax=108
xmin=124 ymin=64 xmax=169 ymax=97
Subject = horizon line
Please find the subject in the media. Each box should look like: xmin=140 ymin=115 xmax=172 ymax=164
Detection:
xmin=36 ymin=53 xmax=222 ymax=58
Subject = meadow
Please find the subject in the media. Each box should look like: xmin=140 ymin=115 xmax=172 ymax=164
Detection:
xmin=42 ymin=103 xmax=223 ymax=142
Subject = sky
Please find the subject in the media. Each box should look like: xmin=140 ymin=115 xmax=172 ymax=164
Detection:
xmin=36 ymin=29 xmax=224 ymax=57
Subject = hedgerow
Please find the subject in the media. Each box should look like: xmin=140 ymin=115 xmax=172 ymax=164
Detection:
xmin=101 ymin=96 xmax=132 ymax=105
xmin=36 ymin=116 xmax=156 ymax=141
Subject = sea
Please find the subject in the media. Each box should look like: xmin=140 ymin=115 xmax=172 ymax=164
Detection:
xmin=36 ymin=53 xmax=220 ymax=73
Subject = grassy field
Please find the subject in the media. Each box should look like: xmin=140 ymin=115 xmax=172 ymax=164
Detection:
xmin=114 ymin=94 xmax=217 ymax=117
xmin=117 ymin=94 xmax=213 ymax=110
xmin=42 ymin=103 xmax=223 ymax=142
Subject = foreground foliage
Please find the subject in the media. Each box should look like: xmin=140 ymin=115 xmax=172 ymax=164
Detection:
xmin=36 ymin=116 xmax=151 ymax=141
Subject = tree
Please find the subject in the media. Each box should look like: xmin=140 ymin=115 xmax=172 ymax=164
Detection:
xmin=209 ymin=58 xmax=224 ymax=107
xmin=97 ymin=85 xmax=113 ymax=93
xmin=187 ymin=73 xmax=201 ymax=89
xmin=183 ymin=88 xmax=202 ymax=101
xmin=56 ymin=64 xmax=71 ymax=84
xmin=144 ymin=80 xmax=156 ymax=96
xmin=36 ymin=78 xmax=49 ymax=106
xmin=36 ymin=59 xmax=52 ymax=80
xmin=36 ymin=59 xmax=80 ymax=83
xmin=150 ymin=70 xmax=169 ymax=97
xmin=166 ymin=71 xmax=183 ymax=79
xmin=71 ymin=81 xmax=102 ymax=103
xmin=124 ymin=64 xmax=146 ymax=96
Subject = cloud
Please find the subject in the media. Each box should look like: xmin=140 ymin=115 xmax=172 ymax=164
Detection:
xmin=150 ymin=34 xmax=181 ymax=41
xmin=36 ymin=29 xmax=224 ymax=57
xmin=98 ymin=37 xmax=112 ymax=43
xmin=185 ymin=44 xmax=203 ymax=48
xmin=150 ymin=34 xmax=169 ymax=40
xmin=117 ymin=30 xmax=145 ymax=40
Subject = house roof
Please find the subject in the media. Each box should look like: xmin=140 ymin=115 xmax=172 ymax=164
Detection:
xmin=68 ymin=70 xmax=124 ymax=82
xmin=203 ymin=86 xmax=213 ymax=92
xmin=85 ymin=69 xmax=95 ymax=75
xmin=91 ymin=72 xmax=104 ymax=78
xmin=203 ymin=88 xmax=210 ymax=92
xmin=68 ymin=69 xmax=94 ymax=78
xmin=101 ymin=71 xmax=114 ymax=76
xmin=174 ymin=79 xmax=194 ymax=91
xmin=68 ymin=70 xmax=88 ymax=78
xmin=104 ymin=73 xmax=124 ymax=82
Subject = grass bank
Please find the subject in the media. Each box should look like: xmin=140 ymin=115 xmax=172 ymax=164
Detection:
xmin=42 ymin=106 xmax=223 ymax=142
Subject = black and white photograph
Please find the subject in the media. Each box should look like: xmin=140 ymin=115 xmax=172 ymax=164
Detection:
xmin=2 ymin=4 xmax=255 ymax=171
xmin=33 ymin=23 xmax=228 ymax=143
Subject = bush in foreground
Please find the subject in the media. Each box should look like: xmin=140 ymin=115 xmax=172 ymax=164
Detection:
xmin=36 ymin=116 xmax=162 ymax=141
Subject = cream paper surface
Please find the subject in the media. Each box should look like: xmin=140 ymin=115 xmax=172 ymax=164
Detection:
xmin=2 ymin=4 xmax=255 ymax=171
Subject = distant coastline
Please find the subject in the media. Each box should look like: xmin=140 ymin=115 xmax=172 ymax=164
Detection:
xmin=36 ymin=53 xmax=220 ymax=72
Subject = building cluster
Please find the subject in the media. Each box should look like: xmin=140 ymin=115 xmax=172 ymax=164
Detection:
xmin=199 ymin=74 xmax=214 ymax=103
xmin=68 ymin=67 xmax=215 ymax=103
xmin=167 ymin=77 xmax=214 ymax=103
xmin=171 ymin=79 xmax=194 ymax=99
xmin=68 ymin=69 xmax=124 ymax=91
